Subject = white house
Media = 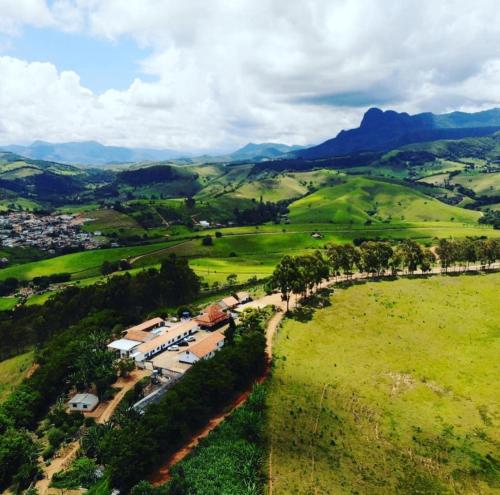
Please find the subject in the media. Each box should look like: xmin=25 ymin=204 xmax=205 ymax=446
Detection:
xmin=107 ymin=338 xmax=140 ymax=358
xmin=178 ymin=331 xmax=225 ymax=364
xmin=132 ymin=320 xmax=199 ymax=364
xmin=68 ymin=393 xmax=99 ymax=412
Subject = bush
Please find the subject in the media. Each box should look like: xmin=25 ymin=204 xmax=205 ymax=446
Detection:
xmin=47 ymin=427 xmax=65 ymax=448
xmin=202 ymin=235 xmax=213 ymax=246
xmin=42 ymin=445 xmax=55 ymax=460
xmin=51 ymin=457 xmax=98 ymax=489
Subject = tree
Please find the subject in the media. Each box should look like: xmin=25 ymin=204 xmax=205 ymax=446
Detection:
xmin=436 ymin=238 xmax=454 ymax=272
xmin=202 ymin=235 xmax=213 ymax=246
xmin=395 ymin=239 xmax=423 ymax=274
xmin=118 ymin=358 xmax=135 ymax=377
xmin=270 ymin=255 xmax=299 ymax=312
xmin=226 ymin=273 xmax=238 ymax=286
xmin=360 ymin=241 xmax=393 ymax=276
xmin=131 ymin=480 xmax=155 ymax=495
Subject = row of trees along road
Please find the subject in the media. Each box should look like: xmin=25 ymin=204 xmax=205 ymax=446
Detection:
xmin=270 ymin=238 xmax=500 ymax=311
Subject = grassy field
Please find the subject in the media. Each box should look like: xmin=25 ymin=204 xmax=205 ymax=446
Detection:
xmin=1 ymin=221 xmax=497 ymax=287
xmin=288 ymin=176 xmax=481 ymax=224
xmin=81 ymin=208 xmax=144 ymax=234
xmin=452 ymin=172 xmax=500 ymax=197
xmin=267 ymin=273 xmax=500 ymax=494
xmin=0 ymin=241 xmax=177 ymax=282
xmin=0 ymin=351 xmax=34 ymax=402
xmin=0 ymin=296 xmax=17 ymax=311
xmin=233 ymin=170 xmax=340 ymax=202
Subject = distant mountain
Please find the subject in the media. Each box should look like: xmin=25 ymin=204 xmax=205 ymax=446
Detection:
xmin=1 ymin=140 xmax=190 ymax=165
xmin=296 ymin=107 xmax=500 ymax=159
xmin=228 ymin=142 xmax=305 ymax=161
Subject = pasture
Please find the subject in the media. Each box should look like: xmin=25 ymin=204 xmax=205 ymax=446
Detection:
xmin=267 ymin=273 xmax=500 ymax=494
xmin=0 ymin=351 xmax=34 ymax=402
xmin=287 ymin=176 xmax=481 ymax=224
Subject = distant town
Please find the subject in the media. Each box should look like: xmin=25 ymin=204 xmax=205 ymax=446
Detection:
xmin=0 ymin=212 xmax=100 ymax=253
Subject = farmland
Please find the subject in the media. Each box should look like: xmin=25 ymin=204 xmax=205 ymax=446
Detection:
xmin=267 ymin=274 xmax=500 ymax=494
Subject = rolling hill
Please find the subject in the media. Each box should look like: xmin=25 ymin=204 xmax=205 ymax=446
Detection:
xmin=288 ymin=176 xmax=481 ymax=224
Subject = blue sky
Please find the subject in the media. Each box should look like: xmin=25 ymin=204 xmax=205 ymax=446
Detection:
xmin=0 ymin=0 xmax=499 ymax=151
xmin=3 ymin=27 xmax=152 ymax=93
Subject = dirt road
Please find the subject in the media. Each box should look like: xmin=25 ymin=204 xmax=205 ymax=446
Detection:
xmin=35 ymin=369 xmax=149 ymax=495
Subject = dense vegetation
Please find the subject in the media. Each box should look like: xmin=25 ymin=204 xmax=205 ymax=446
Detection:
xmin=78 ymin=314 xmax=267 ymax=492
xmin=0 ymin=256 xmax=200 ymax=491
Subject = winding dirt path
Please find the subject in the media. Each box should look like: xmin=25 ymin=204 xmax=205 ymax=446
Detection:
xmin=34 ymin=369 xmax=149 ymax=495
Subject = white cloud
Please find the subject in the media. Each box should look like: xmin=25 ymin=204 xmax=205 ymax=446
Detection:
xmin=1 ymin=0 xmax=500 ymax=151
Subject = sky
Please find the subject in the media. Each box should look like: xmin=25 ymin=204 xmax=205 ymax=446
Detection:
xmin=1 ymin=0 xmax=500 ymax=153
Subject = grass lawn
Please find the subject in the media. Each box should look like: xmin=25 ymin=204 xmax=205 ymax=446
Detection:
xmin=267 ymin=273 xmax=500 ymax=494
xmin=0 ymin=351 xmax=34 ymax=402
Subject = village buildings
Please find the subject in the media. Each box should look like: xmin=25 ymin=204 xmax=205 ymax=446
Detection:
xmin=0 ymin=212 xmax=99 ymax=251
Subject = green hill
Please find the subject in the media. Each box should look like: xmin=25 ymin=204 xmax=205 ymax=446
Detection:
xmin=288 ymin=176 xmax=481 ymax=224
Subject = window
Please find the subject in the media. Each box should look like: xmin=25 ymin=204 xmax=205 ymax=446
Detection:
xmin=83 ymin=404 xmax=87 ymax=409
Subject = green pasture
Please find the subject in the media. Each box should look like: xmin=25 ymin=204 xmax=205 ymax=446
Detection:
xmin=0 ymin=241 xmax=176 ymax=282
xmin=0 ymin=351 xmax=34 ymax=402
xmin=267 ymin=273 xmax=500 ymax=494
xmin=452 ymin=171 xmax=500 ymax=197
xmin=288 ymin=176 xmax=481 ymax=224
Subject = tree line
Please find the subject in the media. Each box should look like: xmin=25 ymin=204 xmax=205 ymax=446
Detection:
xmin=270 ymin=238 xmax=500 ymax=310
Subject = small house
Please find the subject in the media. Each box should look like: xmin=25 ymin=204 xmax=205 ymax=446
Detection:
xmin=195 ymin=304 xmax=229 ymax=330
xmin=68 ymin=393 xmax=99 ymax=412
xmin=178 ymin=332 xmax=225 ymax=364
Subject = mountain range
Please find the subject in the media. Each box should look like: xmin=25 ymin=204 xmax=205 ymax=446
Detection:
xmin=1 ymin=141 xmax=190 ymax=165
xmin=294 ymin=107 xmax=500 ymax=159
xmin=3 ymin=107 xmax=500 ymax=166
xmin=0 ymin=140 xmax=307 ymax=166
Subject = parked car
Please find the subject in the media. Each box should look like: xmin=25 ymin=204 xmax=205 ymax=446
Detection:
xmin=186 ymin=336 xmax=196 ymax=342
xmin=168 ymin=345 xmax=179 ymax=351
xmin=178 ymin=341 xmax=189 ymax=347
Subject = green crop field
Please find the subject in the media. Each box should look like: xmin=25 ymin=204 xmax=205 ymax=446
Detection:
xmin=0 ymin=351 xmax=34 ymax=402
xmin=267 ymin=273 xmax=500 ymax=494
xmin=288 ymin=176 xmax=481 ymax=224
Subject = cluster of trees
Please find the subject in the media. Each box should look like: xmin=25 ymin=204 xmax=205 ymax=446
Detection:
xmin=75 ymin=312 xmax=267 ymax=492
xmin=269 ymin=252 xmax=330 ymax=311
xmin=0 ymin=256 xmax=200 ymax=490
xmin=270 ymin=238 xmax=500 ymax=311
xmin=129 ymin=384 xmax=267 ymax=495
xmin=233 ymin=200 xmax=289 ymax=225
xmin=100 ymin=258 xmax=132 ymax=275
xmin=0 ymin=272 xmax=71 ymax=297
xmin=435 ymin=238 xmax=499 ymax=271
xmin=479 ymin=209 xmax=500 ymax=229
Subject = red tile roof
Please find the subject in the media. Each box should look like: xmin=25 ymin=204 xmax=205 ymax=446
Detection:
xmin=195 ymin=304 xmax=229 ymax=327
